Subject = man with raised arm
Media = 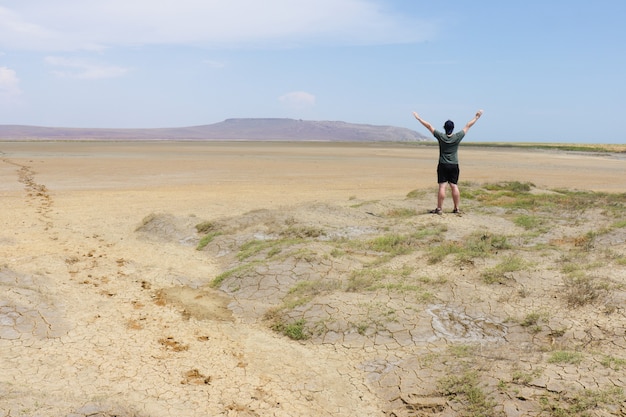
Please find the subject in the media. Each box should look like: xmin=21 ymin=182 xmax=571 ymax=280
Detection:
xmin=412 ymin=110 xmax=484 ymax=215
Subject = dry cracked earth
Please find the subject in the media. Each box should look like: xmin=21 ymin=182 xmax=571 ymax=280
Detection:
xmin=141 ymin=189 xmax=626 ymax=417
xmin=2 ymin=147 xmax=626 ymax=417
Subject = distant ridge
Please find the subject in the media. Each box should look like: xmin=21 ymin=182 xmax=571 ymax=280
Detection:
xmin=0 ymin=118 xmax=429 ymax=142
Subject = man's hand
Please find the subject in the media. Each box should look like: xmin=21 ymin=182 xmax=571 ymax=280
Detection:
xmin=463 ymin=110 xmax=484 ymax=134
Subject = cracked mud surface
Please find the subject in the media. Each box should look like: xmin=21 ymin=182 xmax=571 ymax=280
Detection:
xmin=1 ymin=142 xmax=625 ymax=416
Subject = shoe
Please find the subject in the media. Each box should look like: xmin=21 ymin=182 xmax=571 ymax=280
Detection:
xmin=429 ymin=208 xmax=442 ymax=215
xmin=452 ymin=208 xmax=462 ymax=214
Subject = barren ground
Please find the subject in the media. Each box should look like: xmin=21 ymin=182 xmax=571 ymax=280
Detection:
xmin=1 ymin=141 xmax=625 ymax=417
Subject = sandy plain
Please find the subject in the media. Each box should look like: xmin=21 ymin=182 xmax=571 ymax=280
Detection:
xmin=1 ymin=141 xmax=625 ymax=417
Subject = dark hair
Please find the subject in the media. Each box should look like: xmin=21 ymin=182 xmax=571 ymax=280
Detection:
xmin=444 ymin=120 xmax=454 ymax=135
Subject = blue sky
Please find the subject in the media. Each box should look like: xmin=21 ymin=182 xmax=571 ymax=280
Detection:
xmin=0 ymin=0 xmax=625 ymax=142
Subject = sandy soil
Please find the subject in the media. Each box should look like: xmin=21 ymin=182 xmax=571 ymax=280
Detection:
xmin=1 ymin=141 xmax=625 ymax=417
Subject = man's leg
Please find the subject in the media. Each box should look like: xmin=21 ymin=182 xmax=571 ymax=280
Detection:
xmin=450 ymin=183 xmax=460 ymax=210
xmin=437 ymin=182 xmax=447 ymax=209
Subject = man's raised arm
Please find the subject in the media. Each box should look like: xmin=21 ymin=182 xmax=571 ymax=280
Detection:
xmin=462 ymin=110 xmax=484 ymax=134
xmin=412 ymin=112 xmax=435 ymax=134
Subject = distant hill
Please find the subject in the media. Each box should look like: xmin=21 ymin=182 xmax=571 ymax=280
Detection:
xmin=0 ymin=118 xmax=429 ymax=142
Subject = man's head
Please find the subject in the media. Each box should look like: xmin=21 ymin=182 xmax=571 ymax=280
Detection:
xmin=444 ymin=120 xmax=454 ymax=135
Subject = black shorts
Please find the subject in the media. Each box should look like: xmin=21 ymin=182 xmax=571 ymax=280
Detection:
xmin=437 ymin=163 xmax=460 ymax=184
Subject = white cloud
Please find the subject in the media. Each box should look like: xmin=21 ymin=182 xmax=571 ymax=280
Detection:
xmin=0 ymin=1 xmax=435 ymax=51
xmin=0 ymin=66 xmax=21 ymax=98
xmin=44 ymin=56 xmax=130 ymax=79
xmin=279 ymin=91 xmax=316 ymax=109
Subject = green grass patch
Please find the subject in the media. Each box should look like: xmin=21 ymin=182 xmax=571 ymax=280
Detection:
xmin=345 ymin=267 xmax=434 ymax=300
xmin=514 ymin=214 xmax=546 ymax=231
xmin=482 ymin=255 xmax=528 ymax=284
xmin=345 ymin=269 xmax=387 ymax=292
xmin=281 ymin=225 xmax=326 ymax=238
xmin=238 ymin=239 xmax=275 ymax=261
xmin=548 ymin=350 xmax=583 ymax=364
xmin=414 ymin=223 xmax=448 ymax=239
xmin=520 ymin=311 xmax=543 ymax=327
xmin=406 ymin=189 xmax=426 ymax=199
xmin=612 ymin=219 xmax=626 ymax=228
xmin=196 ymin=231 xmax=221 ymax=251
xmin=349 ymin=225 xmax=446 ymax=262
xmin=195 ymin=221 xmax=216 ymax=234
xmin=237 ymin=237 xmax=302 ymax=261
xmin=438 ymin=370 xmax=500 ymax=417
xmin=600 ymin=355 xmax=626 ymax=370
xmin=367 ymin=234 xmax=412 ymax=254
xmin=349 ymin=199 xmax=379 ymax=208
xmin=428 ymin=232 xmax=510 ymax=264
xmin=427 ymin=241 xmax=462 ymax=264
xmin=284 ymin=280 xmax=340 ymax=309
xmin=465 ymin=232 xmax=510 ymax=254
xmin=463 ymin=142 xmax=626 ymax=153
xmin=511 ymin=369 xmax=541 ymax=385
xmin=385 ymin=207 xmax=418 ymax=218
xmin=485 ymin=181 xmax=534 ymax=193
xmin=448 ymin=344 xmax=476 ymax=358
xmin=428 ymin=232 xmax=511 ymax=264
xmin=468 ymin=182 xmax=626 ymax=215
xmin=209 ymin=263 xmax=257 ymax=288
xmin=271 ymin=319 xmax=310 ymax=340
xmin=541 ymin=386 xmax=625 ymax=417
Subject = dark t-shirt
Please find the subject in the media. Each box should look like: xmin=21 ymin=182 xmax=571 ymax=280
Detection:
xmin=433 ymin=130 xmax=465 ymax=164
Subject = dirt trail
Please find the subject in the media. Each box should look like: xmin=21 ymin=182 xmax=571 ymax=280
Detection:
xmin=1 ymin=151 xmax=382 ymax=416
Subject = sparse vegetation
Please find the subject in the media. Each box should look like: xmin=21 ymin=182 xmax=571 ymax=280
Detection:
xmin=511 ymin=369 xmax=541 ymax=385
xmin=462 ymin=232 xmax=510 ymax=259
xmin=345 ymin=269 xmax=386 ymax=292
xmin=209 ymin=263 xmax=257 ymax=288
xmin=562 ymin=274 xmax=606 ymax=307
xmin=192 ymin=180 xmax=625 ymax=415
xmin=195 ymin=221 xmax=216 ymax=234
xmin=464 ymin=182 xmax=626 ymax=217
xmin=237 ymin=237 xmax=302 ymax=261
xmin=271 ymin=319 xmax=309 ymax=340
xmin=464 ymin=142 xmax=626 ymax=153
xmin=548 ymin=350 xmax=583 ymax=364
xmin=367 ymin=233 xmax=412 ymax=255
xmin=427 ymin=241 xmax=462 ymax=264
xmin=514 ymin=214 xmax=546 ymax=231
xmin=196 ymin=231 xmax=221 ymax=250
xmin=484 ymin=181 xmax=533 ymax=193
xmin=281 ymin=225 xmax=326 ymax=238
xmin=344 ymin=267 xmax=432 ymax=300
xmin=438 ymin=370 xmax=502 ymax=417
xmin=520 ymin=311 xmax=543 ymax=328
xmin=406 ymin=189 xmax=426 ymax=199
xmin=540 ymin=386 xmax=625 ymax=417
xmin=600 ymin=355 xmax=626 ymax=370
xmin=385 ymin=207 xmax=417 ymax=218
xmin=482 ymin=255 xmax=528 ymax=284
xmin=612 ymin=219 xmax=626 ymax=229
xmin=428 ymin=231 xmax=510 ymax=264
xmin=285 ymin=280 xmax=340 ymax=308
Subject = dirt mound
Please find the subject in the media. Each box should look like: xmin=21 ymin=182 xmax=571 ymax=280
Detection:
xmin=176 ymin=185 xmax=626 ymax=415
xmin=134 ymin=213 xmax=200 ymax=246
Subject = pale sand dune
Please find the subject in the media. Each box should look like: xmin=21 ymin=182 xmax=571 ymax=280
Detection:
xmin=1 ymin=142 xmax=625 ymax=416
